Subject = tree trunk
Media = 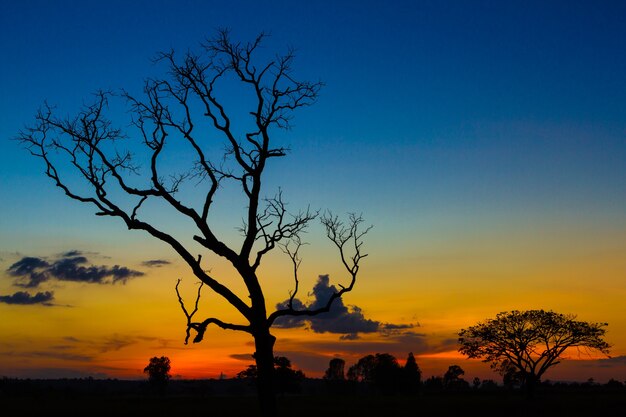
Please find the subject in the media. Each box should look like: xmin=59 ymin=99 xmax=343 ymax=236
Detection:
xmin=525 ymin=374 xmax=538 ymax=399
xmin=254 ymin=329 xmax=277 ymax=417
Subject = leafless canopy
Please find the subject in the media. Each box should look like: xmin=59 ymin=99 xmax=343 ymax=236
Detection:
xmin=18 ymin=30 xmax=369 ymax=347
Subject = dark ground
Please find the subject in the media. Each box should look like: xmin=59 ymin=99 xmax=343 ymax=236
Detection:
xmin=2 ymin=379 xmax=625 ymax=417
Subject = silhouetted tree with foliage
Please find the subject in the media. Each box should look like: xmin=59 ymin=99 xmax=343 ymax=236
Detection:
xmin=236 ymin=364 xmax=259 ymax=381
xmin=237 ymin=356 xmax=305 ymax=395
xmin=18 ymin=29 xmax=370 ymax=417
xmin=324 ymin=358 xmax=346 ymax=381
xmin=347 ymin=354 xmax=375 ymax=383
xmin=274 ymin=356 xmax=305 ymax=395
xmin=403 ymin=352 xmax=421 ymax=393
xmin=144 ymin=356 xmax=171 ymax=394
xmin=348 ymin=353 xmax=403 ymax=395
xmin=443 ymin=365 xmax=469 ymax=391
xmin=459 ymin=310 xmax=610 ymax=397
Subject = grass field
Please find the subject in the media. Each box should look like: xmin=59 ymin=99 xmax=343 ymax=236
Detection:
xmin=4 ymin=391 xmax=626 ymax=417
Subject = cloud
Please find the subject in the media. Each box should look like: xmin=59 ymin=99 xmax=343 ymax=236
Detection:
xmin=61 ymin=333 xmax=178 ymax=354
xmin=2 ymin=349 xmax=93 ymax=362
xmin=0 ymin=291 xmax=54 ymax=306
xmin=274 ymin=350 xmax=333 ymax=372
xmin=274 ymin=275 xmax=412 ymax=339
xmin=61 ymin=250 xmax=84 ymax=257
xmin=595 ymin=356 xmax=626 ymax=367
xmin=230 ymin=353 xmax=255 ymax=362
xmin=141 ymin=259 xmax=171 ymax=267
xmin=1 ymin=367 xmax=109 ymax=379
xmin=49 ymin=256 xmax=143 ymax=284
xmin=64 ymin=336 xmax=81 ymax=343
xmin=301 ymin=333 xmax=432 ymax=356
xmin=260 ymin=333 xmax=458 ymax=377
xmin=381 ymin=323 xmax=416 ymax=331
xmin=97 ymin=335 xmax=138 ymax=353
xmin=7 ymin=257 xmax=50 ymax=288
xmin=6 ymin=253 xmax=144 ymax=288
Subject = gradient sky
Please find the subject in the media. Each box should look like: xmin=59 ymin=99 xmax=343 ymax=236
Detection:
xmin=1 ymin=0 xmax=625 ymax=382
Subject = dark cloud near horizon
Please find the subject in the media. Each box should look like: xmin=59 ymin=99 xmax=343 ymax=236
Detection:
xmin=594 ymin=355 xmax=626 ymax=367
xmin=7 ymin=253 xmax=144 ymax=288
xmin=63 ymin=336 xmax=81 ymax=343
xmin=59 ymin=333 xmax=178 ymax=354
xmin=304 ymin=332 xmax=433 ymax=355
xmin=381 ymin=323 xmax=415 ymax=331
xmin=2 ymin=349 xmax=93 ymax=362
xmin=274 ymin=275 xmax=413 ymax=339
xmin=0 ymin=291 xmax=54 ymax=306
xmin=1 ymin=366 xmax=109 ymax=379
xmin=230 ymin=353 xmax=254 ymax=362
xmin=275 ymin=350 xmax=331 ymax=372
xmin=273 ymin=332 xmax=458 ymax=370
xmin=141 ymin=259 xmax=171 ymax=267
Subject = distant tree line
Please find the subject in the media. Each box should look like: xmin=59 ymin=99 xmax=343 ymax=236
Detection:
xmin=318 ymin=351 xmax=622 ymax=396
xmin=321 ymin=353 xmax=472 ymax=395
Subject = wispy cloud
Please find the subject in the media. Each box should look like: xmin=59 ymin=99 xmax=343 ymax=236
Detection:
xmin=60 ymin=333 xmax=180 ymax=354
xmin=2 ymin=350 xmax=93 ymax=362
xmin=1 ymin=367 xmax=111 ymax=379
xmin=141 ymin=259 xmax=171 ymax=267
xmin=594 ymin=355 xmax=626 ymax=367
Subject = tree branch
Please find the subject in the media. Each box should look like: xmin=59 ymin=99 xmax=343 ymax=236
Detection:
xmin=267 ymin=213 xmax=372 ymax=325
xmin=176 ymin=279 xmax=251 ymax=344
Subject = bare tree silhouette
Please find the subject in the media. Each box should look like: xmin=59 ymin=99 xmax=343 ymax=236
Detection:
xmin=458 ymin=310 xmax=610 ymax=397
xmin=18 ymin=30 xmax=370 ymax=416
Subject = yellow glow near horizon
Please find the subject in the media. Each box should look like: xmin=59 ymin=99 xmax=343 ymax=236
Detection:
xmin=1 ymin=216 xmax=625 ymax=382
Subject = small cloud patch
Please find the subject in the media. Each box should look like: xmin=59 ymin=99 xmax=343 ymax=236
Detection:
xmin=141 ymin=259 xmax=171 ymax=268
xmin=0 ymin=291 xmax=54 ymax=306
xmin=230 ymin=353 xmax=255 ymax=361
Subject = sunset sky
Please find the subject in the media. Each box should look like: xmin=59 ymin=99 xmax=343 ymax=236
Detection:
xmin=1 ymin=0 xmax=625 ymax=382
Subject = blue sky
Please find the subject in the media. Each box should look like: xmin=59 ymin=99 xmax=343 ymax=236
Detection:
xmin=2 ymin=0 xmax=625 ymax=286
xmin=2 ymin=1 xmax=625 ymax=225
